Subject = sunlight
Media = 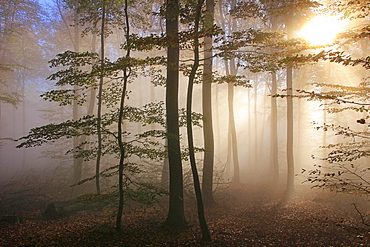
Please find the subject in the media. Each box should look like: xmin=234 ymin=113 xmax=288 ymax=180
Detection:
xmin=298 ymin=15 xmax=347 ymax=46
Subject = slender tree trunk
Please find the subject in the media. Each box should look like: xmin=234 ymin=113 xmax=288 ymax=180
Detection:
xmin=95 ymin=3 xmax=106 ymax=195
xmin=57 ymin=0 xmax=83 ymax=184
xmin=72 ymin=7 xmax=83 ymax=184
xmin=228 ymin=81 xmax=240 ymax=184
xmin=268 ymin=14 xmax=279 ymax=185
xmin=116 ymin=0 xmax=130 ymax=231
xmin=201 ymin=0 xmax=215 ymax=206
xmin=223 ymin=57 xmax=241 ymax=185
xmin=270 ymin=71 xmax=279 ymax=183
xmin=227 ymin=58 xmax=240 ymax=185
xmin=87 ymin=31 xmax=97 ymax=117
xmin=164 ymin=0 xmax=187 ymax=227
xmin=21 ymin=72 xmax=26 ymax=167
xmin=247 ymin=89 xmax=252 ymax=167
xmin=215 ymin=0 xmax=226 ymax=161
xmin=229 ymin=0 xmax=241 ymax=185
xmin=73 ymin=30 xmax=97 ymax=191
xmin=286 ymin=15 xmax=294 ymax=196
xmin=253 ymin=80 xmax=258 ymax=171
xmin=286 ymin=66 xmax=294 ymax=195
xmin=186 ymin=1 xmax=211 ymax=241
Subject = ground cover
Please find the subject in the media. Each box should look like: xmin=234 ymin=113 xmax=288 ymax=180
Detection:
xmin=0 ymin=185 xmax=369 ymax=246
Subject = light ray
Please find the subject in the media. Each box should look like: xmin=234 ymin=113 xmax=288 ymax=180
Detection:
xmin=298 ymin=15 xmax=347 ymax=46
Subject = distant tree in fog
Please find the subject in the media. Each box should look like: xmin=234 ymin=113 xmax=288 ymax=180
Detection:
xmin=275 ymin=0 xmax=370 ymax=195
xmin=0 ymin=0 xmax=43 ymax=111
xmin=201 ymin=0 xmax=216 ymax=207
xmin=229 ymin=0 xmax=321 ymax=196
xmin=302 ymin=15 xmax=370 ymax=195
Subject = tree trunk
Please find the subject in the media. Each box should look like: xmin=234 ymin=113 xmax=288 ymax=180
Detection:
xmin=164 ymin=0 xmax=187 ymax=227
xmin=72 ymin=7 xmax=83 ymax=184
xmin=230 ymin=0 xmax=240 ymax=185
xmin=286 ymin=14 xmax=294 ymax=196
xmin=218 ymin=0 xmax=240 ymax=185
xmin=186 ymin=1 xmax=211 ymax=240
xmin=116 ymin=0 xmax=129 ymax=231
xmin=21 ymin=71 xmax=26 ymax=167
xmin=201 ymin=0 xmax=215 ymax=206
xmin=270 ymin=71 xmax=279 ymax=183
xmin=87 ymin=31 xmax=97 ymax=117
xmin=228 ymin=58 xmax=240 ymax=185
xmin=253 ymin=79 xmax=258 ymax=172
xmin=228 ymin=80 xmax=240 ymax=185
xmin=268 ymin=14 xmax=279 ymax=185
xmin=72 ymin=29 xmax=97 ymax=191
xmin=95 ymin=3 xmax=106 ymax=195
xmin=161 ymin=138 xmax=169 ymax=190
xmin=286 ymin=65 xmax=294 ymax=195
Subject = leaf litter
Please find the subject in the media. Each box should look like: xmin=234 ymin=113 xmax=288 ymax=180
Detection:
xmin=0 ymin=185 xmax=369 ymax=246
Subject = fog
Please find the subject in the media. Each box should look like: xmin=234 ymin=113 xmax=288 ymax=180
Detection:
xmin=0 ymin=0 xmax=368 ymax=190
xmin=1 ymin=0 xmax=370 ymax=245
xmin=1 ymin=46 xmax=365 ymax=189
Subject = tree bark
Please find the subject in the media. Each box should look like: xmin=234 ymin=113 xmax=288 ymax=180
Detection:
xmin=286 ymin=13 xmax=295 ymax=196
xmin=229 ymin=57 xmax=240 ymax=185
xmin=219 ymin=0 xmax=240 ymax=185
xmin=186 ymin=0 xmax=211 ymax=241
xmin=164 ymin=0 xmax=187 ymax=227
xmin=161 ymin=138 xmax=169 ymax=190
xmin=72 ymin=5 xmax=83 ymax=184
xmin=268 ymin=12 xmax=279 ymax=185
xmin=270 ymin=71 xmax=279 ymax=183
xmin=201 ymin=0 xmax=216 ymax=206
xmin=228 ymin=79 xmax=240 ymax=185
xmin=95 ymin=2 xmax=106 ymax=195
xmin=116 ymin=0 xmax=129 ymax=231
xmin=286 ymin=65 xmax=294 ymax=195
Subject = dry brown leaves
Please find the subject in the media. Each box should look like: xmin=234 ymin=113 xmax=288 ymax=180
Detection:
xmin=1 ymin=185 xmax=369 ymax=246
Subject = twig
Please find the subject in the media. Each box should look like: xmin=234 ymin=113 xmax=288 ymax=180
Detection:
xmin=353 ymin=203 xmax=370 ymax=227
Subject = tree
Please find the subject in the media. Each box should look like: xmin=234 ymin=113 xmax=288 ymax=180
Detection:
xmin=116 ymin=0 xmax=129 ymax=231
xmin=217 ymin=0 xmax=242 ymax=185
xmin=285 ymin=9 xmax=295 ymax=196
xmin=230 ymin=0 xmax=370 ymax=196
xmin=95 ymin=0 xmax=105 ymax=195
xmin=0 ymin=0 xmax=46 ymax=168
xmin=163 ymin=0 xmax=187 ymax=227
xmin=231 ymin=0 xmax=325 ymax=189
xmin=0 ymin=0 xmax=42 ymax=114
xmin=55 ymin=0 xmax=94 ymax=185
xmin=265 ymin=0 xmax=280 ymax=184
xmin=185 ymin=0 xmax=211 ymax=241
xmin=56 ymin=0 xmax=126 ymax=190
xmin=202 ymin=0 xmax=216 ymax=206
xmin=270 ymin=69 xmax=279 ymax=183
xmin=227 ymin=58 xmax=241 ymax=185
xmin=17 ymin=0 xmax=173 ymax=232
xmin=72 ymin=0 xmax=83 ymax=184
xmin=297 ymin=0 xmax=370 ymax=195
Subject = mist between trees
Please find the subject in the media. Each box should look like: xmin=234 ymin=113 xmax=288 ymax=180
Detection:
xmin=0 ymin=0 xmax=370 ymax=242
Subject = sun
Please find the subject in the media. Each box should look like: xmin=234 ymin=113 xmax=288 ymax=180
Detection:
xmin=298 ymin=15 xmax=347 ymax=46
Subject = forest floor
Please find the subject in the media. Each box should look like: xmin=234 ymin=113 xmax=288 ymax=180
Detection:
xmin=1 ymin=184 xmax=370 ymax=246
